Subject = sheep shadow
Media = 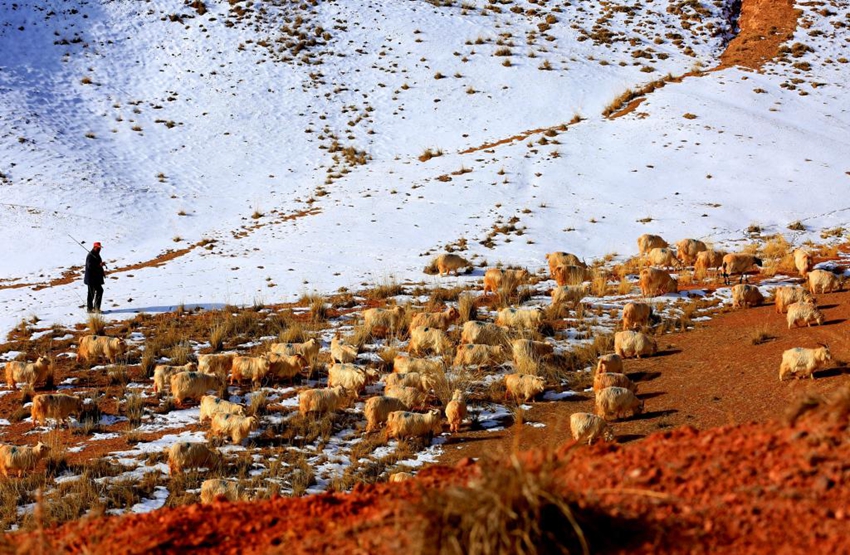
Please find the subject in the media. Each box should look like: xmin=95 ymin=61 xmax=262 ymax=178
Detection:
xmin=637 ymin=391 xmax=666 ymax=400
xmin=628 ymin=371 xmax=662 ymax=382
xmin=816 ymin=366 xmax=850 ymax=379
xmin=627 ymin=409 xmax=678 ymax=421
xmin=652 ymin=348 xmax=683 ymax=358
xmin=822 ymin=319 xmax=846 ymax=326
xmin=817 ymin=304 xmax=839 ymax=310
xmin=615 ymin=434 xmax=645 ymax=444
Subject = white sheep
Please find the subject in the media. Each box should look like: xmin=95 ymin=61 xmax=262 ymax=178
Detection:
xmin=198 ymin=353 xmax=237 ymax=379
xmin=209 ymin=413 xmax=258 ymax=444
xmin=774 ymin=286 xmax=814 ymax=314
xmin=637 ymin=234 xmax=668 ymax=256
xmin=482 ymin=268 xmax=529 ymax=295
xmin=199 ymin=395 xmax=245 ymax=423
xmin=460 ymin=321 xmax=506 ymax=346
xmin=621 ymin=302 xmax=652 ymax=331
xmin=786 ymin=302 xmax=825 ymax=329
xmin=330 ymin=336 xmax=358 ymax=364
xmin=552 ymin=265 xmax=592 ymax=287
xmin=596 ymin=354 xmax=624 ymax=375
xmin=171 ymin=372 xmax=222 ymax=405
xmin=694 ymin=249 xmax=726 ymax=280
xmin=5 ymin=356 xmax=52 ymax=390
xmin=646 ymin=247 xmax=681 ymax=269
xmin=77 ymin=335 xmax=126 ymax=365
xmin=31 ymin=394 xmax=82 ymax=427
xmin=779 ymin=345 xmax=831 ymax=381
xmin=675 ymin=238 xmax=708 ymax=266
xmin=299 ymin=386 xmax=352 ymax=416
xmin=546 ymin=252 xmax=586 ymax=275
xmin=595 ymin=386 xmax=644 ymax=420
xmin=409 ymin=307 xmax=460 ymax=331
xmin=614 ymin=331 xmax=657 ymax=359
xmin=454 ymin=344 xmax=505 ymax=367
xmin=0 ymin=442 xmax=50 ymax=478
xmin=384 ymin=372 xmax=428 ymax=392
xmin=445 ymin=390 xmax=467 ymax=433
xmin=153 ymin=362 xmax=198 ymax=395
xmin=200 ymin=479 xmax=247 ymax=504
xmin=807 ymin=269 xmax=843 ymax=295
xmin=504 ymin=373 xmax=545 ymax=403
xmin=267 ymin=352 xmax=308 ymax=382
xmin=389 ymin=472 xmax=414 ymax=483
xmin=167 ymin=442 xmax=220 ymax=475
xmin=269 ymin=338 xmax=320 ymax=369
xmin=409 ymin=326 xmax=451 ymax=355
xmin=721 ymin=253 xmax=762 ymax=285
xmin=434 ymin=254 xmax=471 ymax=276
xmin=364 ymin=396 xmax=409 ymax=432
xmin=794 ymin=249 xmax=814 ymax=277
xmin=384 ymin=386 xmax=428 ymax=410
xmin=392 ymin=356 xmax=443 ymax=376
xmin=550 ymin=285 xmax=588 ymax=309
xmin=731 ymin=284 xmax=764 ymax=309
xmin=638 ymin=268 xmax=677 ymax=296
xmin=569 ymin=413 xmax=614 ymax=445
xmin=495 ymin=307 xmax=543 ymax=330
xmin=328 ymin=363 xmax=379 ymax=393
xmin=386 ymin=409 xmax=442 ymax=439
xmin=593 ymin=372 xmax=637 ymax=394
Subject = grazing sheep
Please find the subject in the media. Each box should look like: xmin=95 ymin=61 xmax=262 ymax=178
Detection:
xmin=454 ymin=344 xmax=505 ymax=367
xmin=434 ymin=254 xmax=471 ymax=276
xmin=460 ymin=321 xmax=506 ymax=346
xmin=409 ymin=326 xmax=451 ymax=355
xmin=209 ymin=413 xmax=258 ymax=444
xmin=482 ymin=268 xmax=529 ymax=295
xmin=614 ymin=331 xmax=657 ymax=359
xmin=384 ymin=372 xmax=427 ymax=391
xmin=550 ymin=285 xmax=588 ymax=309
xmin=621 ymin=302 xmax=652 ymax=331
xmin=171 ymin=372 xmax=222 ymax=405
xmin=363 ymin=306 xmax=405 ymax=333
xmin=596 ymin=354 xmax=624 ymax=375
xmin=675 ymin=239 xmax=708 ymax=266
xmin=721 ymin=253 xmax=763 ymax=285
xmin=198 ymin=353 xmax=236 ymax=380
xmin=570 ymin=413 xmax=614 ymax=445
xmin=546 ymin=252 xmax=586 ymax=275
xmin=638 ymin=268 xmax=677 ymax=297
xmin=495 ymin=307 xmax=543 ymax=330
xmin=595 ymin=386 xmax=644 ymax=420
xmin=0 ymin=442 xmax=50 ymax=478
xmin=512 ymin=339 xmax=554 ymax=361
xmin=199 ymin=395 xmax=245 ymax=423
xmin=445 ymin=390 xmax=467 ymax=433
xmin=637 ymin=234 xmax=668 ymax=256
xmin=409 ymin=307 xmax=460 ymax=332
xmin=330 ymin=336 xmax=358 ymax=364
xmin=299 ymin=386 xmax=352 ymax=416
xmin=593 ymin=372 xmax=637 ymax=394
xmin=646 ymin=247 xmax=681 ymax=269
xmin=267 ymin=352 xmax=308 ymax=382
xmin=153 ymin=362 xmax=198 ymax=395
xmin=553 ymin=265 xmax=592 ymax=287
xmin=229 ymin=356 xmax=271 ymax=386
xmin=774 ymin=286 xmax=815 ymax=314
xmin=269 ymin=338 xmax=320 ymax=368
xmin=31 ymin=394 xmax=82 ymax=427
xmin=694 ymin=249 xmax=726 ymax=280
xmin=786 ymin=302 xmax=825 ymax=329
xmin=167 ymin=442 xmax=220 ymax=475
xmin=77 ymin=335 xmax=126 ymax=364
xmin=384 ymin=386 xmax=428 ymax=410
xmin=5 ymin=356 xmax=52 ymax=390
xmin=779 ymin=345 xmax=831 ymax=381
xmin=504 ymin=373 xmax=546 ymax=403
xmin=364 ymin=396 xmax=409 ymax=432
xmin=794 ymin=249 xmax=814 ymax=277
xmin=389 ymin=472 xmax=414 ymax=483
xmin=328 ymin=363 xmax=379 ymax=393
xmin=386 ymin=409 xmax=442 ymax=439
xmin=200 ymin=479 xmax=247 ymax=504
xmin=732 ymin=284 xmax=765 ymax=309
xmin=393 ymin=356 xmax=442 ymax=376
xmin=807 ymin=269 xmax=844 ymax=295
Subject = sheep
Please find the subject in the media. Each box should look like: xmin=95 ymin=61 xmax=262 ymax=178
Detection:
xmin=596 ymin=354 xmax=624 ymax=375
xmin=552 ymin=265 xmax=592 ymax=287
xmin=774 ymin=286 xmax=815 ymax=314
xmin=209 ymin=413 xmax=259 ymax=444
xmin=389 ymin=472 xmax=414 ymax=483
xmin=779 ymin=345 xmax=831 ymax=381
xmin=393 ymin=356 xmax=442 ymax=376
xmin=638 ymin=268 xmax=677 ymax=297
xmin=595 ymin=386 xmax=644 ymax=420
xmin=5 ymin=356 xmax=52 ymax=390
xmin=721 ymin=253 xmax=763 ymax=285
xmin=614 ymin=331 xmax=657 ymax=359
xmin=794 ymin=249 xmax=814 ymax=277
xmin=694 ymin=249 xmax=726 ymax=280
xmin=434 ymin=254 xmax=471 ymax=276
xmin=807 ymin=269 xmax=844 ymax=295
xmin=171 ymin=372 xmax=222 ymax=405
xmin=230 ymin=356 xmax=271 ymax=386
xmin=330 ymin=336 xmax=358 ymax=364
xmin=77 ymin=335 xmax=126 ymax=364
xmin=786 ymin=302 xmax=825 ymax=329
xmin=200 ymin=479 xmax=247 ymax=504
xmin=454 ymin=344 xmax=505 ymax=368
xmin=621 ymin=302 xmax=652 ymax=331
xmin=637 ymin=234 xmax=668 ymax=256
xmin=153 ymin=362 xmax=198 ymax=395
xmin=299 ymin=386 xmax=352 ymax=416
xmin=731 ymin=284 xmax=765 ymax=309
xmin=646 ymin=247 xmax=681 ymax=269
xmin=550 ymin=285 xmax=588 ymax=309
xmin=364 ymin=396 xmax=409 ymax=432
xmin=569 ymin=413 xmax=614 ymax=445
xmin=504 ymin=373 xmax=546 ymax=403
xmin=482 ymin=268 xmax=529 ymax=295
xmin=269 ymin=338 xmax=320 ymax=368
xmin=409 ymin=326 xmax=451 ymax=355
xmin=460 ymin=321 xmax=506 ymax=346
xmin=386 ymin=409 xmax=442 ymax=439
xmin=546 ymin=252 xmax=586 ymax=275
xmin=495 ymin=307 xmax=543 ymax=330
xmin=384 ymin=372 xmax=427 ymax=391
xmin=267 ymin=352 xmax=308 ymax=382
xmin=384 ymin=386 xmax=428 ymax=410
xmin=445 ymin=390 xmax=467 ymax=433
xmin=593 ymin=372 xmax=637 ymax=394
xmin=198 ymin=353 xmax=237 ymax=380
xmin=31 ymin=394 xmax=82 ymax=427
xmin=0 ymin=442 xmax=50 ymax=478
xmin=675 ymin=239 xmax=708 ymax=266
xmin=512 ymin=339 xmax=554 ymax=361
xmin=167 ymin=442 xmax=220 ymax=475
xmin=363 ymin=306 xmax=405 ymax=333
xmin=328 ymin=363 xmax=379 ymax=393
xmin=409 ymin=306 xmax=460 ymax=332
xmin=199 ymin=395 xmax=245 ymax=423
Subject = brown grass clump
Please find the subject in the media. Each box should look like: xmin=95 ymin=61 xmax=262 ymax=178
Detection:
xmin=86 ymin=315 xmax=107 ymax=335
xmin=419 ymin=148 xmax=444 ymax=162
xmin=278 ymin=322 xmax=308 ymax=344
xmin=457 ymin=293 xmax=477 ymax=324
xmin=750 ymin=325 xmax=776 ymax=346
xmin=366 ymin=278 xmax=405 ymax=300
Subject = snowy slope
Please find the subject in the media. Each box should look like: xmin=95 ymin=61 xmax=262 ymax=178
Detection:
xmin=0 ymin=0 xmax=848 ymax=333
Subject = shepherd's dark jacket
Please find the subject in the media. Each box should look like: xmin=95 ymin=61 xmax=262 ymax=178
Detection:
xmin=84 ymin=250 xmax=104 ymax=286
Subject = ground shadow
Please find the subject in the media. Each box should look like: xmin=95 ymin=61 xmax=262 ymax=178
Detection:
xmin=818 ymin=304 xmax=839 ymax=310
xmin=638 ymin=391 xmax=666 ymax=400
xmin=822 ymin=319 xmax=846 ymax=326
xmin=652 ymin=348 xmax=683 ymax=358
xmin=628 ymin=409 xmax=678 ymax=421
xmin=616 ymin=434 xmax=646 ymax=444
xmin=628 ymin=371 xmax=661 ymax=382
xmin=816 ymin=366 xmax=850 ymax=379
xmin=103 ymin=303 xmax=228 ymax=315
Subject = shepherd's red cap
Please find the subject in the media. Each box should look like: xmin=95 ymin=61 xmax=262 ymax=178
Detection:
xmin=93 ymin=242 xmax=102 ymax=249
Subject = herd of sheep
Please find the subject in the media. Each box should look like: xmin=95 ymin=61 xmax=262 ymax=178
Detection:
xmin=0 ymin=233 xmax=845 ymax=502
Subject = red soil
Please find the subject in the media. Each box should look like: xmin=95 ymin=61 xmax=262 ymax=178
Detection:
xmin=718 ymin=0 xmax=799 ymax=70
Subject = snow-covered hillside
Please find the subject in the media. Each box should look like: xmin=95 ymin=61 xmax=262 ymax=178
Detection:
xmin=0 ymin=0 xmax=848 ymax=333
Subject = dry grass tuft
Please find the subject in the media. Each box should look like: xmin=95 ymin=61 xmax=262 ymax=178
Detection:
xmin=86 ymin=315 xmax=107 ymax=336
xmin=457 ymin=293 xmax=477 ymax=324
xmin=750 ymin=325 xmax=776 ymax=345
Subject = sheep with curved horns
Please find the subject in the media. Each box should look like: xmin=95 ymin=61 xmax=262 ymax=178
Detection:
xmin=5 ymin=356 xmax=52 ymax=390
xmin=721 ymin=253 xmax=762 ymax=285
xmin=779 ymin=344 xmax=831 ymax=381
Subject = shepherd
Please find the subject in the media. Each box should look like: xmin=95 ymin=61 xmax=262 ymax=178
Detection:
xmin=84 ymin=241 xmax=106 ymax=313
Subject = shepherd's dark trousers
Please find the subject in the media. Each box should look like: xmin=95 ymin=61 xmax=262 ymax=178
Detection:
xmin=87 ymin=285 xmax=103 ymax=312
